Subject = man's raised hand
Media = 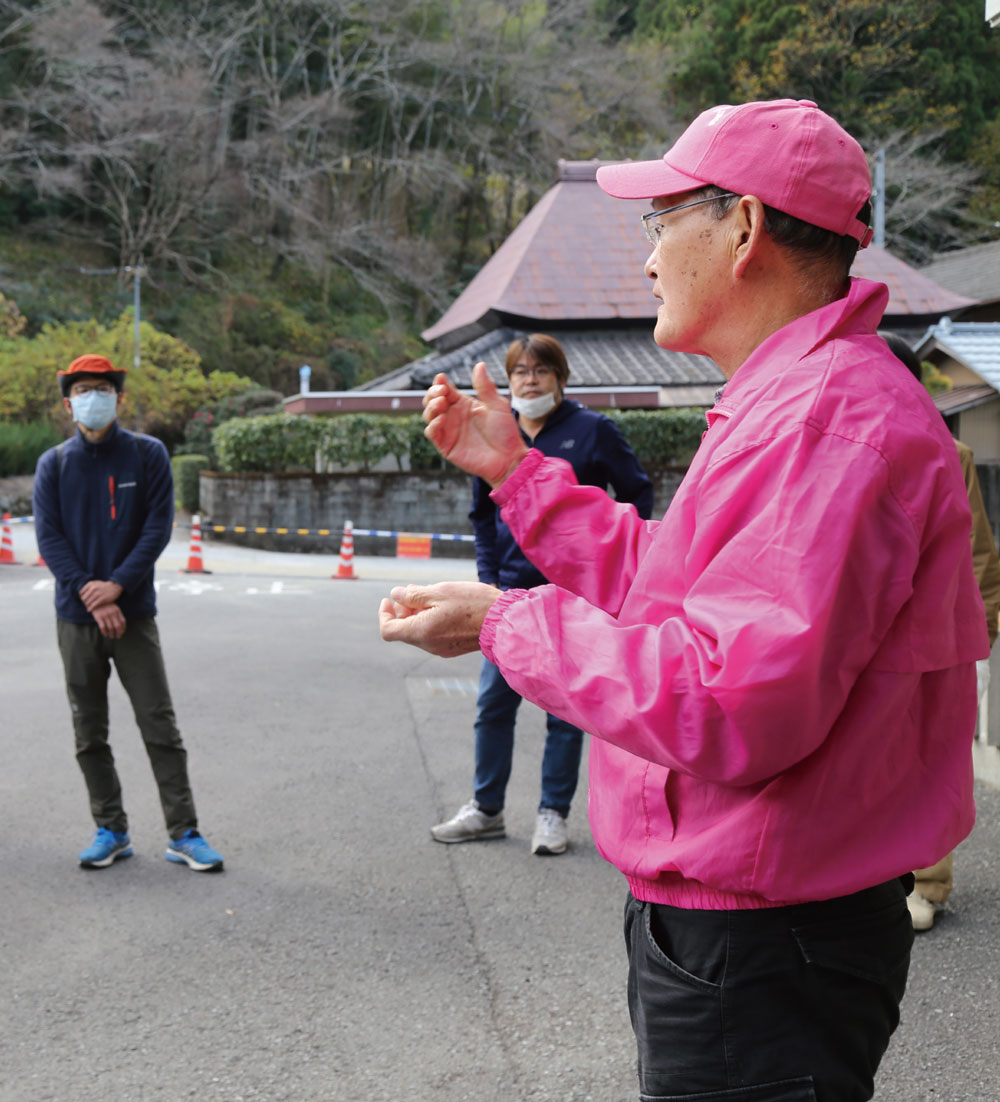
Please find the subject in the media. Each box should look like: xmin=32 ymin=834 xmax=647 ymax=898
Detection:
xmin=423 ymin=362 xmax=528 ymax=487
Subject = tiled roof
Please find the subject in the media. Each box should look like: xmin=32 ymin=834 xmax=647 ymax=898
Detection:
xmin=357 ymin=325 xmax=725 ymax=395
xmin=916 ymin=320 xmax=1000 ymax=390
xmin=920 ymin=240 xmax=1000 ymax=302
xmin=422 ymin=164 xmax=653 ymax=347
xmin=855 ymin=248 xmax=974 ymax=315
xmin=421 ymin=161 xmax=973 ymax=347
xmin=933 ymin=383 xmax=999 ymax=416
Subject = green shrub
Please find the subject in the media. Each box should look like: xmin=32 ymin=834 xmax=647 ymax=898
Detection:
xmin=315 ymin=414 xmax=413 ymax=472
xmin=209 ymin=407 xmax=708 ymax=474
xmin=0 ymin=311 xmax=255 ymax=447
xmin=923 ymin=362 xmax=952 ymax=397
xmin=179 ymin=387 xmax=282 ymax=465
xmin=605 ymin=408 xmax=707 ymax=467
xmin=407 ymin=417 xmax=446 ymax=471
xmin=0 ymin=419 xmax=63 ymax=476
xmin=213 ymin=414 xmax=324 ymax=472
xmin=213 ymin=413 xmax=412 ymax=473
xmin=171 ymin=454 xmax=209 ymax=513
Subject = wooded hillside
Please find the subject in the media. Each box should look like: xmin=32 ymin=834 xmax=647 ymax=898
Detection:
xmin=1 ymin=0 xmax=998 ymax=395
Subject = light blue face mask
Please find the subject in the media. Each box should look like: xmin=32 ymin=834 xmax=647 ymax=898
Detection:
xmin=69 ymin=389 xmax=119 ymax=430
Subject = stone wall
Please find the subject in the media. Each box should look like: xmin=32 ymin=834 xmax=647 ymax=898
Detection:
xmin=199 ymin=467 xmax=688 ymax=556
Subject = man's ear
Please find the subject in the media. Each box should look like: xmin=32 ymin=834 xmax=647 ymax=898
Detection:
xmin=62 ymin=396 xmax=73 ymax=416
xmin=730 ymin=195 xmax=767 ymax=278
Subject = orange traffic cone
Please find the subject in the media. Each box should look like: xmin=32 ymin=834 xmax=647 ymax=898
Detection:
xmin=333 ymin=519 xmax=357 ymax=580
xmin=0 ymin=512 xmax=18 ymax=565
xmin=181 ymin=514 xmax=211 ymax=574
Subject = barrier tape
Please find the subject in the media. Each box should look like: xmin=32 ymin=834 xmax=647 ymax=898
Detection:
xmin=205 ymin=523 xmax=475 ymax=543
xmin=4 ymin=515 xmax=474 ymax=543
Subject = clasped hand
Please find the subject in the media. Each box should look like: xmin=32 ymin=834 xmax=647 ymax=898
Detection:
xmin=79 ymin=579 xmax=126 ymax=638
xmin=378 ymin=582 xmax=502 ymax=657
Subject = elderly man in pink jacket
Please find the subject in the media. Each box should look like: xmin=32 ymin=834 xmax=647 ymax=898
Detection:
xmin=380 ymin=100 xmax=984 ymax=1102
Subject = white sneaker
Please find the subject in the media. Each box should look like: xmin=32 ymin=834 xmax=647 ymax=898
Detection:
xmin=907 ymin=890 xmax=936 ymax=932
xmin=531 ymin=808 xmax=568 ymax=855
xmin=431 ymin=801 xmax=505 ymax=844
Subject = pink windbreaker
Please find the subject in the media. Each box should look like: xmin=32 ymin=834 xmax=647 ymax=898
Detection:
xmin=480 ymin=278 xmax=985 ymax=908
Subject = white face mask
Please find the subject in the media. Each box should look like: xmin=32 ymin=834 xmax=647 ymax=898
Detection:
xmin=511 ymin=391 xmax=558 ymax=419
xmin=70 ymin=389 xmax=119 ymax=430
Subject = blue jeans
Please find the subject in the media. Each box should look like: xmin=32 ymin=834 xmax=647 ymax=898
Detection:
xmin=473 ymin=657 xmax=584 ymax=818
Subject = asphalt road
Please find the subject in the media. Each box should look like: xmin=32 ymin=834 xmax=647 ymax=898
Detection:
xmin=1 ymin=532 xmax=998 ymax=1101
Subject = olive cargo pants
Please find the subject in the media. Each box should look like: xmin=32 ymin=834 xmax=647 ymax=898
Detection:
xmin=57 ymin=617 xmax=198 ymax=840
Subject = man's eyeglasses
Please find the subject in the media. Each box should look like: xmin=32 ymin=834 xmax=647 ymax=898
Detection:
xmin=641 ymin=192 xmax=737 ymax=248
xmin=510 ymin=365 xmax=555 ymax=380
xmin=69 ymin=383 xmax=116 ymax=396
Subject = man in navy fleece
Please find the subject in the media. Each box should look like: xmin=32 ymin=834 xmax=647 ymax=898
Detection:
xmin=34 ymin=354 xmax=224 ymax=872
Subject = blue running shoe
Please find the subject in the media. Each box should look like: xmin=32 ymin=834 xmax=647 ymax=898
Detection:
xmin=166 ymin=830 xmax=224 ymax=872
xmin=79 ymin=827 xmax=133 ymax=868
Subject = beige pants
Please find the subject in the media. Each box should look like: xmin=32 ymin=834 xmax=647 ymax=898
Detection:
xmin=913 ymin=853 xmax=954 ymax=904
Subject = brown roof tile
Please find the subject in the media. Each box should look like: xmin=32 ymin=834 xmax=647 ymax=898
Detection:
xmin=422 ymin=162 xmax=973 ymax=346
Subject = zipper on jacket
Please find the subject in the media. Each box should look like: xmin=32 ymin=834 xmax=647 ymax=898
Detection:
xmin=109 ymin=475 xmax=116 ymax=520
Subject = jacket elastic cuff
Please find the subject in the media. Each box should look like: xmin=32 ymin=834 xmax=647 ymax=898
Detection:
xmin=490 ymin=447 xmax=544 ymax=507
xmin=480 ymin=588 xmax=529 ymax=662
xmin=109 ymin=570 xmax=135 ymax=593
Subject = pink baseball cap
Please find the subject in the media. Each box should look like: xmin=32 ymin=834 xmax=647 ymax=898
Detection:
xmin=596 ymin=99 xmax=873 ymax=247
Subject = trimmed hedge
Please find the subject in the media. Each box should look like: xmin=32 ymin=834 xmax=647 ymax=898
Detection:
xmin=211 ymin=408 xmax=707 ymax=474
xmin=0 ymin=419 xmax=63 ymax=476
xmin=172 ymin=454 xmax=209 ymax=513
xmin=604 ymin=408 xmax=706 ymax=469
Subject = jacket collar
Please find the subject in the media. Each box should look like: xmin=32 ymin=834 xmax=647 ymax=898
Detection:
xmin=706 ymin=278 xmax=889 ymax=428
xmin=76 ymin=418 xmax=122 ymax=454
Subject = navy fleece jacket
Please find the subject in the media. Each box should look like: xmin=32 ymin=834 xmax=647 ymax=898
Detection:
xmin=33 ymin=421 xmax=174 ymax=623
xmin=471 ymin=399 xmax=654 ymax=590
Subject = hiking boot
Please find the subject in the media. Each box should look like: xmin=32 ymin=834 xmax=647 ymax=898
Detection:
xmin=166 ymin=830 xmax=224 ymax=872
xmin=531 ymin=808 xmax=568 ymax=855
xmin=79 ymin=827 xmax=133 ymax=868
xmin=431 ymin=801 xmax=505 ymax=844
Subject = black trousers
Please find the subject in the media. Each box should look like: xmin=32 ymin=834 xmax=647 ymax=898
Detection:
xmin=624 ymin=878 xmax=914 ymax=1101
xmin=57 ymin=617 xmax=198 ymax=839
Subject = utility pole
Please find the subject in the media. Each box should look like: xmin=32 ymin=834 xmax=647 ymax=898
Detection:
xmin=77 ymin=264 xmax=146 ymax=370
xmin=873 ymin=148 xmax=886 ymax=249
xmin=124 ymin=265 xmax=145 ymax=370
